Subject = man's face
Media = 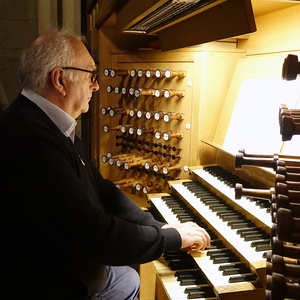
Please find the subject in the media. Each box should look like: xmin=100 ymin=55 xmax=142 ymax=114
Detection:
xmin=66 ymin=39 xmax=99 ymax=119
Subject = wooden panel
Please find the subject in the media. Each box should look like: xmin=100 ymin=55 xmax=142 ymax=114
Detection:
xmin=139 ymin=262 xmax=156 ymax=300
xmin=238 ymin=4 xmax=300 ymax=55
xmin=158 ymin=0 xmax=256 ymax=51
xmin=251 ymin=0 xmax=299 ymax=17
xmin=95 ymin=0 xmax=129 ymax=29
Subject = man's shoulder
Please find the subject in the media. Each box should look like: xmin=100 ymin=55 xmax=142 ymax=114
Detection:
xmin=1 ymin=94 xmax=37 ymax=119
xmin=0 ymin=94 xmax=60 ymax=143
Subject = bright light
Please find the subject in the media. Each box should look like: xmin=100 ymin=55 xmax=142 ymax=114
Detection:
xmin=223 ymin=78 xmax=300 ymax=155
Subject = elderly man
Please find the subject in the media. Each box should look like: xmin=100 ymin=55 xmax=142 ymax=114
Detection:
xmin=0 ymin=29 xmax=210 ymax=300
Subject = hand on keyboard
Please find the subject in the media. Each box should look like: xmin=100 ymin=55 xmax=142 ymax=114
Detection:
xmin=163 ymin=221 xmax=211 ymax=251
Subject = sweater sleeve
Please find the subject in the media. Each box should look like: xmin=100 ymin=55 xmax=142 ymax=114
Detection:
xmin=77 ymin=137 xmax=166 ymax=227
xmin=78 ymin=140 xmax=182 ymax=255
xmin=93 ymin=171 xmax=166 ymax=227
xmin=95 ymin=176 xmax=182 ymax=254
xmin=1 ymin=119 xmax=182 ymax=267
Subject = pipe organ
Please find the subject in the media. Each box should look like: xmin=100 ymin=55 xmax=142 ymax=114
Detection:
xmin=87 ymin=1 xmax=300 ymax=299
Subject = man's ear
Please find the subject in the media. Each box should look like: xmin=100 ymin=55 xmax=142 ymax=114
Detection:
xmin=50 ymin=68 xmax=67 ymax=96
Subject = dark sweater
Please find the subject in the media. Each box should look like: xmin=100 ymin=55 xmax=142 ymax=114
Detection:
xmin=0 ymin=94 xmax=181 ymax=299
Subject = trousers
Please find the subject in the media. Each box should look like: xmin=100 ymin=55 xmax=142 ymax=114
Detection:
xmin=90 ymin=266 xmax=140 ymax=300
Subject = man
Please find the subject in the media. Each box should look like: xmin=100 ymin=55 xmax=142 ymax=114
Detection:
xmin=0 ymin=29 xmax=210 ymax=300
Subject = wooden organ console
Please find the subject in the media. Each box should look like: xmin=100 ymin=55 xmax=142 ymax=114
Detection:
xmin=86 ymin=1 xmax=300 ymax=297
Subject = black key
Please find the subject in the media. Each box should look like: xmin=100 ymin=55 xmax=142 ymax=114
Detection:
xmin=255 ymin=244 xmax=271 ymax=252
xmin=175 ymin=270 xmax=200 ymax=277
xmin=179 ymin=277 xmax=207 ymax=286
xmin=229 ymin=273 xmax=257 ymax=283
xmin=218 ymin=262 xmax=245 ymax=271
xmin=222 ymin=267 xmax=251 ymax=275
xmin=251 ymin=239 xmax=270 ymax=247
xmin=185 ymin=286 xmax=216 ymax=299
xmin=213 ymin=256 xmax=239 ymax=264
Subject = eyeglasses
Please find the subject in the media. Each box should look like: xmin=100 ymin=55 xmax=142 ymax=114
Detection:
xmin=62 ymin=67 xmax=99 ymax=84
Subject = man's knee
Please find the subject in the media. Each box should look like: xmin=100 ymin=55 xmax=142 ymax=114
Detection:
xmin=127 ymin=266 xmax=140 ymax=296
xmin=94 ymin=266 xmax=140 ymax=299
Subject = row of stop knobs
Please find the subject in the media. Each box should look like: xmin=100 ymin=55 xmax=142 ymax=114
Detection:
xmin=117 ymin=134 xmax=182 ymax=148
xmin=104 ymin=68 xmax=186 ymax=79
xmin=102 ymin=152 xmax=181 ymax=174
xmin=115 ymin=136 xmax=182 ymax=160
xmin=115 ymin=136 xmax=182 ymax=153
xmin=115 ymin=178 xmax=163 ymax=194
xmin=106 ymin=85 xmax=185 ymax=98
xmin=103 ymin=125 xmax=183 ymax=141
xmin=101 ymin=106 xmax=184 ymax=122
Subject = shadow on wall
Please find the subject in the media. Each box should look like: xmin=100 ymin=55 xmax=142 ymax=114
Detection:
xmin=0 ymin=80 xmax=9 ymax=114
xmin=0 ymin=44 xmax=20 ymax=113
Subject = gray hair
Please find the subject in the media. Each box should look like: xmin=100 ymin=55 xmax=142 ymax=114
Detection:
xmin=18 ymin=29 xmax=86 ymax=94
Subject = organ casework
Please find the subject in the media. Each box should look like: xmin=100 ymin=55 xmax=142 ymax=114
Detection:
xmin=89 ymin=0 xmax=300 ymax=296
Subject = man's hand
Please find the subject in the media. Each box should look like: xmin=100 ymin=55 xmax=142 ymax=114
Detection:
xmin=162 ymin=222 xmax=211 ymax=251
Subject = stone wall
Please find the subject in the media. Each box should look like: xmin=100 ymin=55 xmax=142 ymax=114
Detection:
xmin=0 ymin=0 xmax=38 ymax=111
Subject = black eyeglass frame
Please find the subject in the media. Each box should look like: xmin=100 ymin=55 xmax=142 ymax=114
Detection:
xmin=62 ymin=67 xmax=99 ymax=84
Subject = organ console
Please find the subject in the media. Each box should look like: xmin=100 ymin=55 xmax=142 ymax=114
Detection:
xmin=99 ymin=59 xmax=276 ymax=298
xmin=100 ymin=60 xmax=300 ymax=299
xmin=87 ymin=1 xmax=300 ymax=300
